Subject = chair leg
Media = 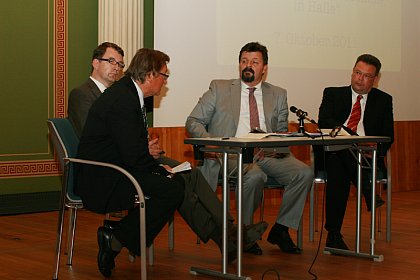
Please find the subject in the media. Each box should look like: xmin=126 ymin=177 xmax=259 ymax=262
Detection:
xmin=168 ymin=215 xmax=174 ymax=250
xmin=52 ymin=198 xmax=67 ymax=279
xmin=148 ymin=244 xmax=154 ymax=266
xmin=309 ymin=182 xmax=315 ymax=242
xmin=260 ymin=188 xmax=265 ymax=222
xmin=377 ymin=183 xmax=382 ymax=233
xmin=297 ymin=217 xmax=303 ymax=249
xmin=66 ymin=207 xmax=78 ymax=265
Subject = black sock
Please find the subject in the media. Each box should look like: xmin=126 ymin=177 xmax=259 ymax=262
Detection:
xmin=274 ymin=223 xmax=289 ymax=233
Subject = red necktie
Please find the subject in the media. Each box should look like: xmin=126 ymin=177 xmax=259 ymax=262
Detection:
xmin=248 ymin=87 xmax=260 ymax=130
xmin=347 ymin=95 xmax=363 ymax=133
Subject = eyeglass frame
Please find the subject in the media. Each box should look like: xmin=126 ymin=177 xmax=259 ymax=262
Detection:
xmin=159 ymin=72 xmax=169 ymax=79
xmin=352 ymin=69 xmax=376 ymax=80
xmin=97 ymin=57 xmax=125 ymax=69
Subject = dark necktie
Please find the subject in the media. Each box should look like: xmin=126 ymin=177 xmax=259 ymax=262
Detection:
xmin=347 ymin=95 xmax=363 ymax=133
xmin=248 ymin=87 xmax=260 ymax=130
xmin=141 ymin=105 xmax=149 ymax=138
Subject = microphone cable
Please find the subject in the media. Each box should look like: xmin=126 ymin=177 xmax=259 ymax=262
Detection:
xmin=307 ymin=124 xmax=328 ymax=280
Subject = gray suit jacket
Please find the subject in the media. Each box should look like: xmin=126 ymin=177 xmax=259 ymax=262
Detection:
xmin=68 ymin=78 xmax=102 ymax=137
xmin=186 ymin=79 xmax=290 ymax=189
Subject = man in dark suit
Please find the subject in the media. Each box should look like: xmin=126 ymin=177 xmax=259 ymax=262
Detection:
xmin=68 ymin=42 xmax=125 ymax=137
xmin=76 ymin=48 xmax=265 ymax=277
xmin=318 ymin=54 xmax=394 ymax=250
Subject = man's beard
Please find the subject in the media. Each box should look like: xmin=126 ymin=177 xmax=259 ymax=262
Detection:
xmin=241 ymin=67 xmax=255 ymax=83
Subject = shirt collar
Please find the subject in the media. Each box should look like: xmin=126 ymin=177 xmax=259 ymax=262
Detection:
xmin=241 ymin=81 xmax=262 ymax=94
xmin=89 ymin=76 xmax=107 ymax=93
xmin=131 ymin=78 xmax=145 ymax=107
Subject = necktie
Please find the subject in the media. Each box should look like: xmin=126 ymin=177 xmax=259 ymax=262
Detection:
xmin=248 ymin=87 xmax=260 ymax=130
xmin=141 ymin=105 xmax=149 ymax=138
xmin=347 ymin=95 xmax=363 ymax=133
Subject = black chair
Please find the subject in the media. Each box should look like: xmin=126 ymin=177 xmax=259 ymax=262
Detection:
xmin=48 ymin=118 xmax=148 ymax=280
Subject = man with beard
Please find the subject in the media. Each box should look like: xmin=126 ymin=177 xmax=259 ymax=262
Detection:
xmin=186 ymin=42 xmax=313 ymax=255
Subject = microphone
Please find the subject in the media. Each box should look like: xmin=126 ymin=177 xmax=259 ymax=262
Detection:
xmin=290 ymin=106 xmax=317 ymax=124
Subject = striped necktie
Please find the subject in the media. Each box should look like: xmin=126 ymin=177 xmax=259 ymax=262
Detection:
xmin=248 ymin=87 xmax=260 ymax=130
xmin=347 ymin=95 xmax=363 ymax=133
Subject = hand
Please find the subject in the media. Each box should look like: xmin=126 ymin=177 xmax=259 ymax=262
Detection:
xmin=149 ymin=138 xmax=164 ymax=159
xmin=160 ymin=164 xmax=174 ymax=178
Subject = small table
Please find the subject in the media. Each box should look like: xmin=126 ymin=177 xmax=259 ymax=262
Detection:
xmin=185 ymin=135 xmax=390 ymax=279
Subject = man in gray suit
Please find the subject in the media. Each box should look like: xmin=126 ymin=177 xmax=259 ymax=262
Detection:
xmin=68 ymin=42 xmax=125 ymax=137
xmin=186 ymin=42 xmax=313 ymax=255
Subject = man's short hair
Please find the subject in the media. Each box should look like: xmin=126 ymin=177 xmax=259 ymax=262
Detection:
xmin=239 ymin=42 xmax=268 ymax=65
xmin=125 ymin=48 xmax=170 ymax=83
xmin=355 ymin=54 xmax=382 ymax=75
xmin=92 ymin=42 xmax=124 ymax=60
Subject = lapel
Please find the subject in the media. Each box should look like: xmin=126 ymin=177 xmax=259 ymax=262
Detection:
xmin=261 ymin=82 xmax=274 ymax=131
xmin=229 ymin=79 xmax=241 ymax=129
xmin=363 ymin=88 xmax=378 ymax=130
xmin=342 ymin=86 xmax=353 ymax=118
xmin=86 ymin=78 xmax=102 ymax=98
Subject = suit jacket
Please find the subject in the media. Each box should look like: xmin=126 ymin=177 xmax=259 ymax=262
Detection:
xmin=68 ymin=78 xmax=102 ymax=137
xmin=185 ymin=79 xmax=289 ymax=188
xmin=75 ymin=76 xmax=158 ymax=213
xmin=318 ymin=86 xmax=394 ymax=156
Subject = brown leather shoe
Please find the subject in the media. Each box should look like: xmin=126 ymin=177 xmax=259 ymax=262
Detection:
xmin=227 ymin=221 xmax=268 ymax=251
xmin=244 ymin=242 xmax=263 ymax=255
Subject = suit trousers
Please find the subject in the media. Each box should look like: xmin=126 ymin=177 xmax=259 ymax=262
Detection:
xmin=324 ymin=149 xmax=385 ymax=233
xmin=157 ymin=155 xmax=229 ymax=242
xmin=113 ymin=171 xmax=184 ymax=256
xmin=226 ymin=154 xmax=312 ymax=228
xmin=257 ymin=155 xmax=313 ymax=229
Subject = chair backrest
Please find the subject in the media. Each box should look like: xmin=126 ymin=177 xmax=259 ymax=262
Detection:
xmin=47 ymin=118 xmax=81 ymax=202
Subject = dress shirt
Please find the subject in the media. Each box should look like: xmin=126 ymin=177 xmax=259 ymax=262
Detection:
xmin=345 ymin=88 xmax=368 ymax=136
xmin=235 ymin=81 xmax=267 ymax=137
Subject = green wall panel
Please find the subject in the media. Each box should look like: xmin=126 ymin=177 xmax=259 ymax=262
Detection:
xmin=0 ymin=0 xmax=50 ymax=159
xmin=0 ymin=0 xmax=97 ymax=209
xmin=68 ymin=0 xmax=98 ymax=92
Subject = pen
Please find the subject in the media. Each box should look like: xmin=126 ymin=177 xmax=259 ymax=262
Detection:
xmin=159 ymin=151 xmax=166 ymax=155
xmin=221 ymin=137 xmax=230 ymax=140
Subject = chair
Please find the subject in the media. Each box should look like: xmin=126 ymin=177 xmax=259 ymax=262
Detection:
xmin=308 ymin=145 xmax=392 ymax=242
xmin=48 ymin=118 xmax=148 ymax=280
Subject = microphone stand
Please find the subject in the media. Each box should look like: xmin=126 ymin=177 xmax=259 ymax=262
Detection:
xmin=298 ymin=116 xmax=316 ymax=139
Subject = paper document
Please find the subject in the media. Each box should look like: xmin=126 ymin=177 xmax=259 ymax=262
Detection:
xmin=168 ymin=161 xmax=192 ymax=174
xmin=239 ymin=131 xmax=328 ymax=139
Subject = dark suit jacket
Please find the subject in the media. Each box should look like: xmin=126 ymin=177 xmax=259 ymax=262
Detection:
xmin=75 ymin=76 xmax=159 ymax=213
xmin=68 ymin=78 xmax=102 ymax=137
xmin=318 ymin=86 xmax=394 ymax=156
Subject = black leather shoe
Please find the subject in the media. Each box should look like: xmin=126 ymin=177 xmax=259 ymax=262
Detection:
xmin=366 ymin=195 xmax=385 ymax=212
xmin=244 ymin=242 xmax=263 ymax=255
xmin=326 ymin=231 xmax=349 ymax=250
xmin=267 ymin=227 xmax=301 ymax=254
xmin=97 ymin=226 xmax=120 ymax=277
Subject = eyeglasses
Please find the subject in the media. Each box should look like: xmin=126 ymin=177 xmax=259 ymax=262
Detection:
xmin=352 ymin=69 xmax=376 ymax=80
xmin=97 ymin=57 xmax=125 ymax=69
xmin=159 ymin=72 xmax=169 ymax=80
